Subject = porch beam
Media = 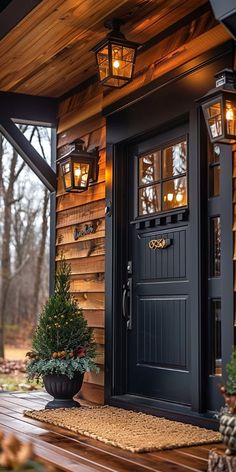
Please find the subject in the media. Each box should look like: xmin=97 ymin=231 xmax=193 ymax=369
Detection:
xmin=0 ymin=0 xmax=43 ymax=41
xmin=0 ymin=116 xmax=57 ymax=192
xmin=0 ymin=91 xmax=58 ymax=126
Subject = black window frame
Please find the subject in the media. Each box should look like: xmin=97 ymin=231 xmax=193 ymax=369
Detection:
xmin=136 ymin=134 xmax=188 ymax=218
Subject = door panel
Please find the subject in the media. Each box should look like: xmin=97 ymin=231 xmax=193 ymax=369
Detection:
xmin=138 ymin=229 xmax=187 ymax=280
xmin=125 ymin=125 xmax=191 ymax=405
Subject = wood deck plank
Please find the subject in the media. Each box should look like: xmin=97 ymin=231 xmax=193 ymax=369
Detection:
xmin=0 ymin=392 xmax=221 ymax=472
xmin=0 ymin=407 xmax=191 ymax=472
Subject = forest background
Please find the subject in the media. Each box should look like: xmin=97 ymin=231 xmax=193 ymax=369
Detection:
xmin=0 ymin=126 xmax=51 ymax=389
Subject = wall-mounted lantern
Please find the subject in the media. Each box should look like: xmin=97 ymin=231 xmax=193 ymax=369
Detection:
xmin=92 ymin=18 xmax=140 ymax=88
xmin=57 ymin=139 xmax=99 ymax=192
xmin=199 ymin=69 xmax=236 ymax=144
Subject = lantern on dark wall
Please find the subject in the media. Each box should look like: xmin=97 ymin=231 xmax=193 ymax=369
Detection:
xmin=57 ymin=140 xmax=99 ymax=192
xmin=92 ymin=19 xmax=140 ymax=88
xmin=200 ymin=69 xmax=236 ymax=144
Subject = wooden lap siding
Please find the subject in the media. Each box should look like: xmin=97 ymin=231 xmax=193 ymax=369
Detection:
xmin=56 ymin=112 xmax=106 ymax=405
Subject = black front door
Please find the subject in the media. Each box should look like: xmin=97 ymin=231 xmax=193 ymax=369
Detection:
xmin=123 ymin=124 xmax=192 ymax=405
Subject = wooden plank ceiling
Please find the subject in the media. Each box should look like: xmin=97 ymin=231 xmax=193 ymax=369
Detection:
xmin=0 ymin=0 xmax=214 ymax=98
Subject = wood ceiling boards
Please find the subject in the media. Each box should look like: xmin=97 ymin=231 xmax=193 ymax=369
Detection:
xmin=0 ymin=0 xmax=217 ymax=98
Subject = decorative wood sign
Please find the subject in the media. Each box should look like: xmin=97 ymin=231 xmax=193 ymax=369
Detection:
xmin=74 ymin=221 xmax=99 ymax=240
xmin=148 ymin=238 xmax=172 ymax=250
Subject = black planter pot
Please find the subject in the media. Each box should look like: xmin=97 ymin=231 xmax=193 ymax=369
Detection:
xmin=43 ymin=373 xmax=84 ymax=409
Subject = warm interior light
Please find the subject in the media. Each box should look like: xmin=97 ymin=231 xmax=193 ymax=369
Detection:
xmin=113 ymin=59 xmax=120 ymax=69
xmin=74 ymin=167 xmax=81 ymax=177
xmin=167 ymin=193 xmax=174 ymax=202
xmin=226 ymin=107 xmax=234 ymax=121
xmin=176 ymin=193 xmax=183 ymax=203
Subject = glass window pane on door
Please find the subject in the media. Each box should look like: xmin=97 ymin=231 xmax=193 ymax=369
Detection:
xmin=139 ymin=151 xmax=161 ymax=185
xmin=137 ymin=137 xmax=188 ymax=217
xmin=210 ymin=217 xmax=221 ymax=277
xmin=139 ymin=184 xmax=161 ymax=215
xmin=163 ymin=176 xmax=187 ymax=211
xmin=162 ymin=140 xmax=187 ymax=178
xmin=211 ymin=299 xmax=222 ymax=376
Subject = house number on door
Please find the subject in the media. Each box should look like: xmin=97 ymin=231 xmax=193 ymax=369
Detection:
xmin=148 ymin=238 xmax=171 ymax=250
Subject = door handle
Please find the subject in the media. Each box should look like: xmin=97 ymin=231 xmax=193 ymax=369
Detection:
xmin=122 ymin=284 xmax=128 ymax=319
xmin=122 ymin=280 xmax=133 ymax=329
xmin=127 ymin=278 xmax=132 ymax=330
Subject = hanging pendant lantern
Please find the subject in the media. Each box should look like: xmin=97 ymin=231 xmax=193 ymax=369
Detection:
xmin=92 ymin=19 xmax=140 ymax=88
xmin=57 ymin=140 xmax=99 ymax=193
xmin=199 ymin=69 xmax=236 ymax=144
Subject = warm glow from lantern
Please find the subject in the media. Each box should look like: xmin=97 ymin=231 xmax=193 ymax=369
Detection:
xmin=74 ymin=167 xmax=81 ymax=177
xmin=176 ymin=193 xmax=183 ymax=202
xmin=113 ymin=60 xmax=120 ymax=69
xmin=226 ymin=107 xmax=234 ymax=121
xmin=167 ymin=193 xmax=173 ymax=202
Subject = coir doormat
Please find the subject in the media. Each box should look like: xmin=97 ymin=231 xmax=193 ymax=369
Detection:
xmin=24 ymin=406 xmax=221 ymax=453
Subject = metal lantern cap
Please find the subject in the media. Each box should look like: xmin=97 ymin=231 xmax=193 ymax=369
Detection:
xmin=92 ymin=18 xmax=141 ymax=88
xmin=199 ymin=69 xmax=236 ymax=144
xmin=57 ymin=139 xmax=99 ymax=193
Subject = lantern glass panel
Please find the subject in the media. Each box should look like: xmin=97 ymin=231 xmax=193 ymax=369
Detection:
xmin=204 ymin=101 xmax=223 ymax=140
xmin=225 ymin=99 xmax=236 ymax=136
xmin=111 ymin=43 xmax=134 ymax=79
xmin=73 ymin=162 xmax=90 ymax=189
xmin=61 ymin=161 xmax=72 ymax=190
xmin=97 ymin=46 xmax=109 ymax=80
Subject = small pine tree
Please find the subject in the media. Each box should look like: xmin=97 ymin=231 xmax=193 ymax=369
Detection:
xmin=26 ymin=258 xmax=97 ymax=380
xmin=225 ymin=348 xmax=236 ymax=395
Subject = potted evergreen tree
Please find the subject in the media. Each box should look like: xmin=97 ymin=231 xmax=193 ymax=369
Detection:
xmin=26 ymin=258 xmax=98 ymax=409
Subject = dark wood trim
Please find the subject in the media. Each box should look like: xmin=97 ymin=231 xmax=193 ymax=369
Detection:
xmin=198 ymin=109 xmax=209 ymax=412
xmin=188 ymin=106 xmax=203 ymax=412
xmin=221 ymin=144 xmax=234 ymax=371
xmin=0 ymin=0 xmax=43 ymax=41
xmin=0 ymin=92 xmax=58 ymax=125
xmin=0 ymin=116 xmax=56 ymax=192
xmin=103 ymin=41 xmax=234 ymax=118
xmin=105 ymin=144 xmax=114 ymax=401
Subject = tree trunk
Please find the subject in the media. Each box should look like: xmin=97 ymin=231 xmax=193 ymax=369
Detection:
xmin=33 ymin=187 xmax=49 ymax=324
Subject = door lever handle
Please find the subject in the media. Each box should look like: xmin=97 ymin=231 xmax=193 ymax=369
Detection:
xmin=127 ymin=278 xmax=132 ymax=330
xmin=122 ymin=284 xmax=128 ymax=319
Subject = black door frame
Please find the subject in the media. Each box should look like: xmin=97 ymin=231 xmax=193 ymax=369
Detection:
xmin=105 ymin=44 xmax=234 ymax=425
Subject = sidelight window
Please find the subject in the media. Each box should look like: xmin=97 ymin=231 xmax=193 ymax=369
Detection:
xmin=208 ymin=142 xmax=220 ymax=197
xmin=138 ymin=138 xmax=187 ymax=216
xmin=211 ymin=299 xmax=222 ymax=376
xmin=210 ymin=216 xmax=221 ymax=277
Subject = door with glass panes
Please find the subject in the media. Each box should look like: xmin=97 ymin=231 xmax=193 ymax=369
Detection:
xmin=123 ymin=124 xmax=191 ymax=405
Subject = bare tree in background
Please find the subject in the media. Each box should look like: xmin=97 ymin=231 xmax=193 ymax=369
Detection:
xmin=0 ymin=126 xmax=51 ymax=358
xmin=33 ymin=127 xmax=50 ymax=325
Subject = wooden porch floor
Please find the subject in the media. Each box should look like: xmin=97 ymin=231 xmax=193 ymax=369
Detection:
xmin=0 ymin=391 xmax=223 ymax=471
